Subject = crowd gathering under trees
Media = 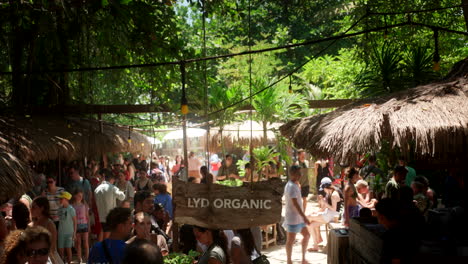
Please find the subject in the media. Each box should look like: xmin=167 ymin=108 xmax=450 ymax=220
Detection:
xmin=0 ymin=149 xmax=464 ymax=263
xmin=0 ymin=0 xmax=467 ymax=264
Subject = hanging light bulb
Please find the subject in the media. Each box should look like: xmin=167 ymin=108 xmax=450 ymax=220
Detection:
xmin=127 ymin=126 xmax=132 ymax=143
xmin=433 ymin=29 xmax=440 ymax=71
xmin=180 ymin=62 xmax=189 ymax=115
xmin=141 ymin=142 xmax=145 ymax=147
xmin=181 ymin=94 xmax=189 ymax=115
xmin=288 ymin=75 xmax=293 ymax=94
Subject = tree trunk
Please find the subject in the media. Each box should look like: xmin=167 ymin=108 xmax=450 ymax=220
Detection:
xmin=462 ymin=0 xmax=468 ymax=31
xmin=262 ymin=120 xmax=268 ymax=145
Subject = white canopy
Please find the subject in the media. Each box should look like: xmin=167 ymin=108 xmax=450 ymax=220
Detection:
xmin=162 ymin=128 xmax=207 ymax=141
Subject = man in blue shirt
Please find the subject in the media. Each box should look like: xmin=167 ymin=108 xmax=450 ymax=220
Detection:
xmin=88 ymin=207 xmax=133 ymax=264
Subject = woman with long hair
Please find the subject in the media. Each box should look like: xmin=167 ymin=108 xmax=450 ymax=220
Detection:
xmin=307 ymin=177 xmax=342 ymax=252
xmin=29 ymin=197 xmax=61 ymax=264
xmin=193 ymin=226 xmax=229 ymax=264
xmin=171 ymin=155 xmax=184 ymax=176
xmin=231 ymin=229 xmax=259 ymax=264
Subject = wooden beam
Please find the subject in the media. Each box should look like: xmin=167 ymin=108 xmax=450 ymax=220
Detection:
xmin=25 ymin=104 xmax=172 ymax=114
xmin=2 ymin=99 xmax=358 ymax=115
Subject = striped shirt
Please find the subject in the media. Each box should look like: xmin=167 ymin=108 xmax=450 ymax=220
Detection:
xmin=46 ymin=187 xmax=65 ymax=222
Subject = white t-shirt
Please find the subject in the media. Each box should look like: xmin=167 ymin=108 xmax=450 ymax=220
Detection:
xmin=284 ymin=181 xmax=303 ymax=225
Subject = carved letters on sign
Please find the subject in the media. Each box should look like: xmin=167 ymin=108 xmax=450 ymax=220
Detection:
xmin=173 ymin=178 xmax=284 ymax=229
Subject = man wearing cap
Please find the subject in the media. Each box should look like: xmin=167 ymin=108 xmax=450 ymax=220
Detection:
xmin=384 ymin=166 xmax=408 ymax=200
xmin=95 ymin=169 xmax=126 ymax=240
xmin=57 ymin=191 xmax=76 ymax=263
xmin=284 ymin=165 xmax=310 ymax=264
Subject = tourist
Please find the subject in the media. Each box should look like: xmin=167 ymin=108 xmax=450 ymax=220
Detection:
xmin=398 ymin=156 xmax=416 ymax=187
xmin=71 ymin=190 xmax=90 ymax=263
xmin=66 ymin=165 xmax=92 ymax=206
xmin=12 ymin=202 xmax=30 ymax=230
xmin=413 ymin=176 xmax=436 ymax=208
xmin=29 ymin=197 xmax=60 ymax=263
xmin=314 ymin=156 xmax=331 ymax=197
xmin=120 ymin=200 xmax=131 ymax=209
xmin=88 ymin=207 xmax=133 ymax=264
xmin=411 ymin=180 xmax=430 ymax=216
xmin=122 ymin=239 xmax=164 ymax=264
xmin=267 ymin=154 xmax=282 ymax=179
xmin=200 ymin=165 xmax=214 ymax=184
xmin=209 ymin=154 xmax=221 ymax=177
xmin=193 ymin=226 xmax=229 ymax=264
xmin=296 ymin=150 xmax=310 ymax=211
xmin=375 ymin=198 xmax=420 ymax=263
xmin=57 ymin=191 xmax=76 ymax=264
xmin=188 ymin=152 xmax=202 ymax=179
xmin=359 ymin=155 xmax=384 ymax=195
xmin=158 ymin=156 xmax=169 ymax=182
xmin=231 ymin=228 xmax=259 ymax=264
xmin=1 ymin=226 xmax=52 ymax=264
xmin=307 ymin=177 xmax=341 ymax=252
xmin=384 ymin=166 xmax=408 ymax=200
xmin=124 ymin=158 xmax=136 ymax=182
xmin=344 ymin=167 xmax=360 ymax=226
xmin=134 ymin=168 xmax=153 ymax=192
xmin=153 ymin=184 xmax=173 ymax=220
xmin=217 ymin=154 xmax=239 ymax=181
xmin=126 ymin=212 xmax=169 ymax=256
xmin=94 ymin=169 xmax=126 ymax=241
xmin=43 ymin=176 xmax=64 ymax=229
xmin=171 ymin=155 xmax=184 ymax=177
xmin=116 ymin=171 xmax=135 ymax=208
xmin=283 ymin=165 xmax=310 ymax=264
xmin=356 ymin=180 xmax=377 ymax=209
xmin=1 ymin=230 xmax=25 ymax=264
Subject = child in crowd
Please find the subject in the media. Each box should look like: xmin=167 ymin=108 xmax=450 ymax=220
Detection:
xmin=72 ymin=190 xmax=90 ymax=263
xmin=58 ymin=191 xmax=76 ymax=264
xmin=356 ymin=180 xmax=378 ymax=209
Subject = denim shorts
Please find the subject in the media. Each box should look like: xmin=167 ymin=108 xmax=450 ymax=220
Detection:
xmin=77 ymin=223 xmax=88 ymax=233
xmin=285 ymin=223 xmax=306 ymax=233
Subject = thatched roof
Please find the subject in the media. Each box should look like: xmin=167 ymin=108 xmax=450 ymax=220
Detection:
xmin=0 ymin=115 xmax=151 ymax=198
xmin=280 ymin=58 xmax=468 ymax=164
xmin=0 ymin=115 xmax=151 ymax=162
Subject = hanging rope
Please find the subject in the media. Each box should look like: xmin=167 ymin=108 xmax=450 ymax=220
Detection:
xmin=202 ymin=0 xmax=210 ymax=167
xmin=247 ymin=0 xmax=254 ymax=186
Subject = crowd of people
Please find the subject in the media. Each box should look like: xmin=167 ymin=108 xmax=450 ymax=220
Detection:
xmin=0 ymin=152 xmax=280 ymax=264
xmin=283 ymin=153 xmax=442 ymax=264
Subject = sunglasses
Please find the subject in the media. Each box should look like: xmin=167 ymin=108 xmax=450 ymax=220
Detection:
xmin=25 ymin=248 xmax=49 ymax=257
xmin=47 ymin=181 xmax=54 ymax=184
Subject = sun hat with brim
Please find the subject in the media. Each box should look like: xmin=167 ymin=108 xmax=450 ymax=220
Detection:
xmin=57 ymin=191 xmax=72 ymax=200
xmin=319 ymin=177 xmax=333 ymax=191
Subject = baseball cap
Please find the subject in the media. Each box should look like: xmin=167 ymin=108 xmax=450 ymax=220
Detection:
xmin=319 ymin=177 xmax=332 ymax=191
xmin=57 ymin=191 xmax=72 ymax=200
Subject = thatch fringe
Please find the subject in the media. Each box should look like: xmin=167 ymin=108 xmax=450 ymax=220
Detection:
xmin=0 ymin=115 xmax=151 ymax=162
xmin=280 ymin=63 xmax=468 ymax=164
xmin=0 ymin=151 xmax=34 ymax=202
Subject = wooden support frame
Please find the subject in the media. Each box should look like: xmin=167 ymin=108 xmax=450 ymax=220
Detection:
xmin=5 ymin=99 xmax=357 ymax=115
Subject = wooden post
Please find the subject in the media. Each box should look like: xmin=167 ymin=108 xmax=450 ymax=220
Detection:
xmin=58 ymin=150 xmax=61 ymax=186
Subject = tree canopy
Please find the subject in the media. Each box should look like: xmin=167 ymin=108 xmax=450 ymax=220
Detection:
xmin=0 ymin=0 xmax=467 ymax=134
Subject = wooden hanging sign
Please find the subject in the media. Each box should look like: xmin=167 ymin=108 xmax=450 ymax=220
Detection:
xmin=173 ymin=178 xmax=284 ymax=229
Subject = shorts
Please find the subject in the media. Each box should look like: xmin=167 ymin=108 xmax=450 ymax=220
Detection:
xmin=301 ymin=185 xmax=310 ymax=197
xmin=58 ymin=233 xmax=73 ymax=249
xmin=284 ymin=223 xmax=306 ymax=233
xmin=101 ymin=222 xmax=110 ymax=232
xmin=318 ymin=208 xmax=340 ymax=223
xmin=77 ymin=223 xmax=88 ymax=233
